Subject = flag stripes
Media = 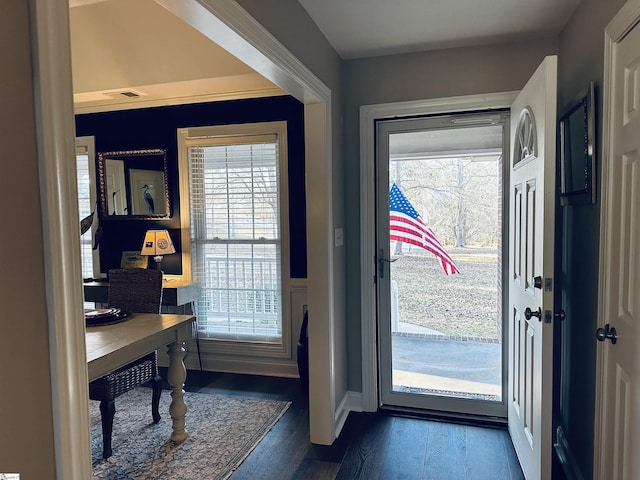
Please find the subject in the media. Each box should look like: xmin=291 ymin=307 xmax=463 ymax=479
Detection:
xmin=389 ymin=183 xmax=460 ymax=275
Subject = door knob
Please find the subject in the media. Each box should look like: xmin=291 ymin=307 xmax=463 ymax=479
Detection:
xmin=596 ymin=324 xmax=617 ymax=344
xmin=524 ymin=307 xmax=542 ymax=321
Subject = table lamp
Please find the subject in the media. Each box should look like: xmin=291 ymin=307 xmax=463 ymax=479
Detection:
xmin=141 ymin=229 xmax=175 ymax=270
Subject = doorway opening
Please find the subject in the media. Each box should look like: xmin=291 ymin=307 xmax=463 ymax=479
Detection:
xmin=377 ymin=110 xmax=509 ymax=418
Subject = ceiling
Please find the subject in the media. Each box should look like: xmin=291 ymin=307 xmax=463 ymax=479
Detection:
xmin=69 ymin=0 xmax=285 ymax=113
xmin=69 ymin=0 xmax=581 ymax=112
xmin=297 ymin=0 xmax=581 ymax=59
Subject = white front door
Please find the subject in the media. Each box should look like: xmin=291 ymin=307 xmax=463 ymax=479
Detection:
xmin=508 ymin=55 xmax=557 ymax=479
xmin=596 ymin=5 xmax=640 ymax=478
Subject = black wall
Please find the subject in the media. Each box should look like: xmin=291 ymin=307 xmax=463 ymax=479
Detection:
xmin=75 ymin=95 xmax=307 ymax=278
xmin=554 ymin=0 xmax=627 ymax=478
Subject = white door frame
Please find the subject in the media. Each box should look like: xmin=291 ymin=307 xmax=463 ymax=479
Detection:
xmin=374 ymin=112 xmax=509 ymax=418
xmin=155 ymin=0 xmax=337 ymax=445
xmin=595 ymin=0 xmax=640 ymax=476
xmin=31 ymin=1 xmax=92 ymax=478
xmin=359 ymin=92 xmax=517 ymax=411
xmin=36 ymin=0 xmax=335 ymax=477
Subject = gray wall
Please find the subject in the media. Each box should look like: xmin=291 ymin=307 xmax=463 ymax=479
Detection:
xmin=236 ymin=15 xmax=631 ymax=472
xmin=0 ymin=1 xmax=57 ymax=478
xmin=236 ymin=0 xmax=350 ymax=413
xmin=556 ymin=0 xmax=626 ymax=477
xmin=342 ymin=38 xmax=559 ymax=390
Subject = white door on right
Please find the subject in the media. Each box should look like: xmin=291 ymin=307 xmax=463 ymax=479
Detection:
xmin=597 ymin=5 xmax=640 ymax=479
xmin=508 ymin=55 xmax=557 ymax=480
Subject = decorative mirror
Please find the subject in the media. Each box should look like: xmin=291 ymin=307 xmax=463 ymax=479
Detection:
xmin=97 ymin=149 xmax=170 ymax=219
xmin=559 ymin=82 xmax=596 ymax=205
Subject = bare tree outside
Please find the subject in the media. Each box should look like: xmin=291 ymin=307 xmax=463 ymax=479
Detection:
xmin=389 ymin=156 xmax=502 ymax=340
xmin=391 ymin=156 xmax=500 ymax=249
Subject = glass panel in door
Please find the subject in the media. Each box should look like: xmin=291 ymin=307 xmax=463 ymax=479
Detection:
xmin=377 ymin=112 xmax=508 ymax=418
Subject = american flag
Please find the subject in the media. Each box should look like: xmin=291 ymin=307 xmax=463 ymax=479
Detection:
xmin=389 ymin=183 xmax=460 ymax=275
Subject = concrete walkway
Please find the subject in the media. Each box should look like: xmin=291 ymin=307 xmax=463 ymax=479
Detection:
xmin=392 ymin=323 xmax=502 ymax=398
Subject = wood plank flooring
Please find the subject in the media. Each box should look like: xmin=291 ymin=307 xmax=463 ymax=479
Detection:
xmin=170 ymin=369 xmax=524 ymax=480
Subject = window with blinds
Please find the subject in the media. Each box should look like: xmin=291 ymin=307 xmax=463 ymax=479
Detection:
xmin=76 ymin=137 xmax=97 ymax=280
xmin=183 ymin=124 xmax=287 ymax=344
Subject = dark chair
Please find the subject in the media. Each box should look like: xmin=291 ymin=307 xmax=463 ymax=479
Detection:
xmin=89 ymin=268 xmax=164 ymax=459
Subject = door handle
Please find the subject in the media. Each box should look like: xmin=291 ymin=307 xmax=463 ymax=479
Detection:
xmin=378 ymin=249 xmax=398 ymax=279
xmin=596 ymin=324 xmax=617 ymax=344
xmin=524 ymin=307 xmax=542 ymax=321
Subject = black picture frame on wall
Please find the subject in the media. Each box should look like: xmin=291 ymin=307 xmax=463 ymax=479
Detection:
xmin=559 ymin=82 xmax=596 ymax=206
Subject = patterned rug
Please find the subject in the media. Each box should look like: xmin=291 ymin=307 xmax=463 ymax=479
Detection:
xmin=90 ymin=388 xmax=291 ymax=479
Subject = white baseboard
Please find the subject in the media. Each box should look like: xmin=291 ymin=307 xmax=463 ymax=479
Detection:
xmin=334 ymin=390 xmax=363 ymax=439
xmin=159 ymin=350 xmax=300 ymax=378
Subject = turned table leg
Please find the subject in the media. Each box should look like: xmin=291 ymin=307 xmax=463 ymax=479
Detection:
xmin=167 ymin=340 xmax=188 ymax=442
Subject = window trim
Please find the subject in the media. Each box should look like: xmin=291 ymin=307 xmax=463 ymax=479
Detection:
xmin=177 ymin=121 xmax=292 ymax=358
xmin=75 ymin=135 xmax=102 ymax=279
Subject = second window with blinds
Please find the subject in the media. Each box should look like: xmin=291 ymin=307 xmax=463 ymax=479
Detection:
xmin=178 ymin=122 xmax=290 ymax=356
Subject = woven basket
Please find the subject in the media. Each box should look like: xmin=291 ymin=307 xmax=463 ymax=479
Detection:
xmin=90 ymin=268 xmax=164 ymax=401
xmin=89 ymin=352 xmax=157 ymax=400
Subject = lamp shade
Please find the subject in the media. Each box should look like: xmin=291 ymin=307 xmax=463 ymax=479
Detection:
xmin=141 ymin=229 xmax=176 ymax=256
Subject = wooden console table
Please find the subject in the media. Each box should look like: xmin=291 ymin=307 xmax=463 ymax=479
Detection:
xmin=86 ymin=313 xmax=195 ymax=442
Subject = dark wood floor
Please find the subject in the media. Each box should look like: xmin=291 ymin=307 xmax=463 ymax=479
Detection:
xmin=169 ymin=369 xmax=524 ymax=480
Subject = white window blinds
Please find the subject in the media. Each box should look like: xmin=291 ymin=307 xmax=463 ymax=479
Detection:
xmin=76 ymin=143 xmax=95 ymax=280
xmin=187 ymin=133 xmax=282 ymax=342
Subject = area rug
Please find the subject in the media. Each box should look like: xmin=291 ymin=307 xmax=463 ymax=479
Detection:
xmin=90 ymin=388 xmax=291 ymax=480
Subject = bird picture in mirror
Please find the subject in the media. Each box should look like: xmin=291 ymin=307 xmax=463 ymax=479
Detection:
xmin=129 ymin=169 xmax=164 ymax=215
